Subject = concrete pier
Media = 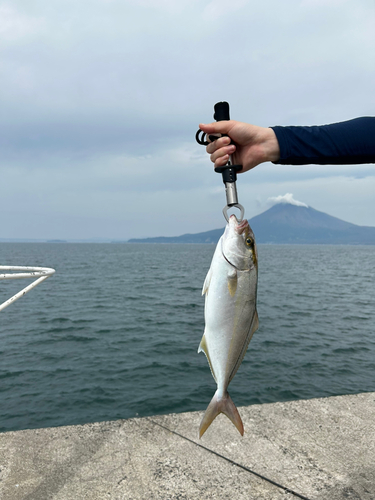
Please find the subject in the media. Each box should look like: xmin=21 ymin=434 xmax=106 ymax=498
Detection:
xmin=0 ymin=392 xmax=374 ymax=499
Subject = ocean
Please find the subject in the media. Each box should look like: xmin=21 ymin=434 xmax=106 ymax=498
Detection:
xmin=1 ymin=242 xmax=374 ymax=433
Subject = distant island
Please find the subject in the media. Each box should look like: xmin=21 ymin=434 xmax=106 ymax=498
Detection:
xmin=128 ymin=202 xmax=375 ymax=245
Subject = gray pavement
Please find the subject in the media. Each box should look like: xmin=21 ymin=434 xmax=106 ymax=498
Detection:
xmin=0 ymin=392 xmax=374 ymax=500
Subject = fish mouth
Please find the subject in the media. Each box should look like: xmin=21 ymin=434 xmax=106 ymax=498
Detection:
xmin=229 ymin=214 xmax=249 ymax=234
xmin=234 ymin=217 xmax=249 ymax=235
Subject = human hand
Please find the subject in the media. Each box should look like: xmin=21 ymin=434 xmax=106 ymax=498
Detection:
xmin=198 ymin=120 xmax=280 ymax=173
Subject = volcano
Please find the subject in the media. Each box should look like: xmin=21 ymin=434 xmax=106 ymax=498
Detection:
xmin=128 ymin=203 xmax=375 ymax=245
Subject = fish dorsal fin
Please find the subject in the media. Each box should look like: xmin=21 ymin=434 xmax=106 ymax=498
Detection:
xmin=202 ymin=267 xmax=213 ymax=296
xmin=198 ymin=334 xmax=217 ymax=383
xmin=228 ymin=309 xmax=259 ymax=384
xmin=227 ymin=269 xmax=237 ymax=297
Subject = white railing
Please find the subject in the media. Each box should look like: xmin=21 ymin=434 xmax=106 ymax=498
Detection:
xmin=0 ymin=266 xmax=55 ymax=312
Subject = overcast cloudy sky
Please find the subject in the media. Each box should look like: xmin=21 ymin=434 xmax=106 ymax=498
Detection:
xmin=1 ymin=0 xmax=374 ymax=240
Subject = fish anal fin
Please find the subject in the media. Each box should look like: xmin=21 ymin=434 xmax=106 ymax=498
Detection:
xmin=199 ymin=390 xmax=244 ymax=438
xmin=253 ymin=309 xmax=259 ymax=333
xmin=227 ymin=269 xmax=237 ymax=297
xmin=198 ymin=334 xmax=216 ymax=383
xmin=198 ymin=333 xmax=207 ymax=354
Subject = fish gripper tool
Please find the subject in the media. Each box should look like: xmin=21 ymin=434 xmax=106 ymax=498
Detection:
xmin=196 ymin=101 xmax=245 ymax=223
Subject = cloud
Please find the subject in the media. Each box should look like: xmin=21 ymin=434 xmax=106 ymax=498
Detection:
xmin=0 ymin=0 xmax=374 ymax=239
xmin=267 ymin=193 xmax=308 ymax=207
xmin=0 ymin=5 xmax=45 ymax=42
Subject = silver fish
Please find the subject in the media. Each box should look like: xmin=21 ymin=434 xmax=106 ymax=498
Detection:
xmin=198 ymin=214 xmax=258 ymax=438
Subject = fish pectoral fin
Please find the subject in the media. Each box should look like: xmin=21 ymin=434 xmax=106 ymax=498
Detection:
xmin=199 ymin=390 xmax=244 ymax=438
xmin=202 ymin=267 xmax=213 ymax=295
xmin=198 ymin=334 xmax=217 ymax=383
xmin=227 ymin=269 xmax=237 ymax=297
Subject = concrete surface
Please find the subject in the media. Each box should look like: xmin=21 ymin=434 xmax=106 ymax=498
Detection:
xmin=0 ymin=392 xmax=374 ymax=500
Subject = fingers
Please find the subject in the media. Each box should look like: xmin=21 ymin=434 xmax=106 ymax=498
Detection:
xmin=213 ymin=154 xmax=229 ymax=167
xmin=210 ymin=143 xmax=236 ymax=164
xmin=207 ymin=139 xmax=236 ymax=168
xmin=204 ymin=135 xmax=236 ymax=166
xmin=206 ymin=135 xmax=231 ymax=153
xmin=198 ymin=120 xmax=237 ymax=167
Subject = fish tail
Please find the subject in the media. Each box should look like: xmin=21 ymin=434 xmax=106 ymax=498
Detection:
xmin=199 ymin=390 xmax=244 ymax=438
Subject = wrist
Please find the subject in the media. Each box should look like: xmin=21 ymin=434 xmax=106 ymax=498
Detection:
xmin=264 ymin=128 xmax=280 ymax=162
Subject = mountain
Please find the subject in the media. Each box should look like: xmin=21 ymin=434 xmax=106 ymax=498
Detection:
xmin=249 ymin=203 xmax=375 ymax=244
xmin=128 ymin=203 xmax=375 ymax=245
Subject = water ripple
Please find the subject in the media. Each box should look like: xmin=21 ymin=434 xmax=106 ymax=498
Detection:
xmin=0 ymin=242 xmax=374 ymax=432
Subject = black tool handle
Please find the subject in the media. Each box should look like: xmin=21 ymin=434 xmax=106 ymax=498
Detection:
xmin=214 ymin=164 xmax=242 ymax=182
xmin=212 ymin=101 xmax=242 ymax=180
xmin=195 ymin=101 xmax=243 ymax=180
xmin=195 ymin=102 xmax=243 ymax=212
xmin=195 ymin=101 xmax=231 ymax=145
xmin=213 ymin=101 xmax=230 ymax=121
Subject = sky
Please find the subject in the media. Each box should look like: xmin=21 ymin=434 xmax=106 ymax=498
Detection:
xmin=1 ymin=0 xmax=374 ymax=240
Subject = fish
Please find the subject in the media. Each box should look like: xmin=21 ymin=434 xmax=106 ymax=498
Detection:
xmin=198 ymin=214 xmax=258 ymax=438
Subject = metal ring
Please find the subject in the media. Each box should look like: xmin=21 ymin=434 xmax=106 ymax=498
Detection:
xmin=222 ymin=204 xmax=245 ymax=222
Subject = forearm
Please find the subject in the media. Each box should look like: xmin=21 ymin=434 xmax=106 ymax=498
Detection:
xmin=271 ymin=117 xmax=375 ymax=165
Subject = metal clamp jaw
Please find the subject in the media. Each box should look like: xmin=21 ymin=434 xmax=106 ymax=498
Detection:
xmin=214 ymin=164 xmax=244 ymax=222
xmin=196 ymin=101 xmax=245 ymax=222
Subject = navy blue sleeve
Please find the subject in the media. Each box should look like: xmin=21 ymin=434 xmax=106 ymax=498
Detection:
xmin=271 ymin=117 xmax=375 ymax=165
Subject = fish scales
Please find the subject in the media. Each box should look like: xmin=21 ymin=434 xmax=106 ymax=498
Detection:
xmin=198 ymin=215 xmax=258 ymax=438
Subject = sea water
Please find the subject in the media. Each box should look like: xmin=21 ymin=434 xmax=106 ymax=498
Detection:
xmin=0 ymin=243 xmax=374 ymax=433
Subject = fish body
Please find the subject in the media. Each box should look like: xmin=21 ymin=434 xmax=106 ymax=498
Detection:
xmin=198 ymin=215 xmax=258 ymax=438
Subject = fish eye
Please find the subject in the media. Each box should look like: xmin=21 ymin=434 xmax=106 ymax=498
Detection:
xmin=245 ymin=237 xmax=253 ymax=246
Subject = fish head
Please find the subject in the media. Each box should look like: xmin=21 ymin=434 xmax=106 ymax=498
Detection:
xmin=221 ymin=215 xmax=257 ymax=271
